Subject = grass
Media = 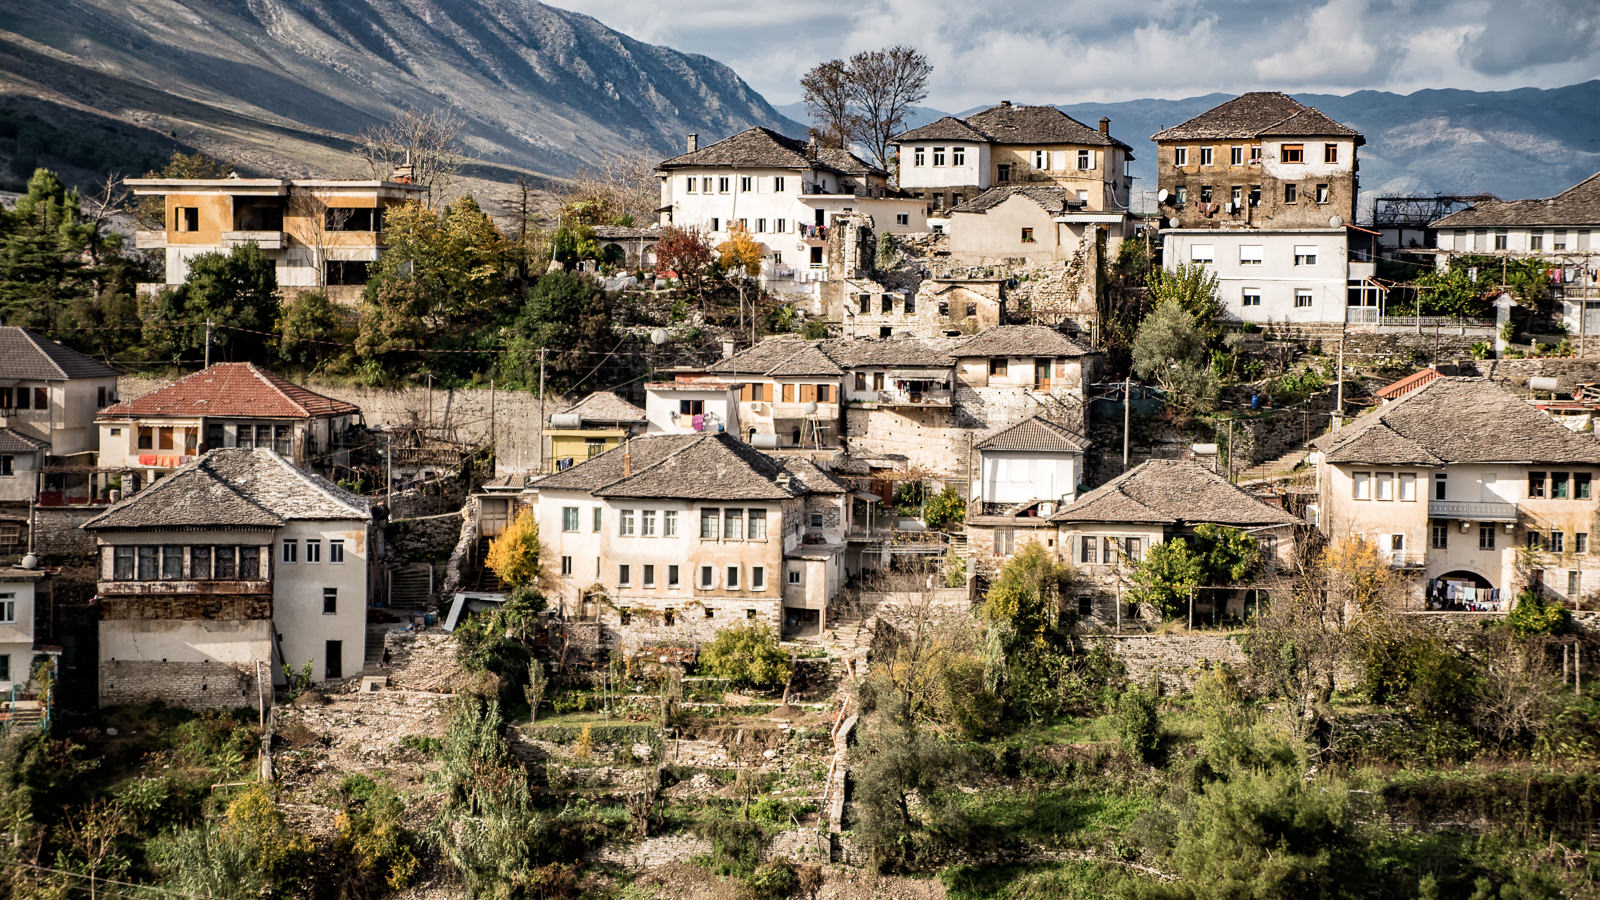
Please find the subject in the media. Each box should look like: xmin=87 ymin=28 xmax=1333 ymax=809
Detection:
xmin=941 ymin=860 xmax=1124 ymax=900
xmin=964 ymin=784 xmax=1151 ymax=850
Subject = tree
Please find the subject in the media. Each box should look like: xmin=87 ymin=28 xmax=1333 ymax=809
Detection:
xmin=131 ymin=151 xmax=233 ymax=229
xmin=1132 ymin=297 xmax=1220 ymax=413
xmin=54 ymin=797 xmax=129 ymax=900
xmin=655 ymin=225 xmax=714 ymax=297
xmin=0 ymin=169 xmax=94 ymax=330
xmin=718 ymin=223 xmax=765 ymax=333
xmin=1148 ymin=262 xmax=1223 ymax=325
xmin=850 ymin=692 xmax=972 ymax=872
xmin=1127 ymin=525 xmax=1262 ymax=620
xmin=698 ymin=625 xmax=790 ymax=690
xmin=353 ymin=109 xmax=470 ymax=207
xmin=799 ymin=59 xmax=860 ymax=149
xmin=563 ymin=148 xmax=659 ymax=227
xmin=496 ymin=270 xmax=614 ymax=395
xmin=845 ymin=46 xmax=932 ymax=170
xmin=922 ymin=486 xmax=966 ymax=531
xmin=277 ymin=290 xmax=355 ymax=370
xmin=144 ymin=243 xmax=280 ymax=363
xmin=485 ymin=509 xmax=541 ymax=588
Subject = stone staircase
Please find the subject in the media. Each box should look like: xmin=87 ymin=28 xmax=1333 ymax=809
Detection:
xmin=1237 ymin=447 xmax=1310 ymax=485
xmin=820 ymin=594 xmax=877 ymax=678
xmin=0 ymin=701 xmax=44 ymax=730
xmin=388 ymin=563 xmax=433 ymax=608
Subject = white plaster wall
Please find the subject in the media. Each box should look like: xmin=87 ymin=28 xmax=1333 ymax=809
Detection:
xmin=273 ymin=520 xmax=369 ymax=681
xmin=663 ymin=166 xmax=814 ymax=246
xmin=1260 ymin=139 xmax=1358 ymax=182
xmin=895 ymin=141 xmax=989 ymax=189
xmin=99 ymin=618 xmax=272 ymax=666
xmin=0 ymin=577 xmax=37 ymax=688
xmin=979 ymin=451 xmax=1079 ymax=505
xmin=1163 ymin=229 xmax=1349 ymax=324
xmin=644 ymin=387 xmax=739 ymax=435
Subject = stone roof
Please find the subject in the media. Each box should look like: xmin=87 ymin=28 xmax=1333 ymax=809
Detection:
xmin=557 ymin=391 xmax=646 ymax=425
xmin=781 ymin=457 xmax=849 ymax=494
xmin=0 ymin=428 xmax=49 ymax=454
xmin=953 ymin=325 xmax=1092 ymax=358
xmin=975 ymin=416 xmax=1090 ymax=453
xmin=1150 ymin=92 xmax=1363 ymax=143
xmin=533 ymin=433 xmax=805 ymax=501
xmin=1051 ymin=459 xmax=1299 ymax=526
xmin=710 ymin=340 xmax=844 ymax=377
xmin=1311 ymin=377 xmax=1600 ymax=466
xmin=1432 ymin=171 xmax=1600 ymax=229
xmin=657 ymin=127 xmax=883 ymax=176
xmin=967 ymin=104 xmax=1130 ymax=150
xmin=895 ymin=115 xmax=992 ymax=143
xmin=950 ymin=184 xmax=1081 ymax=216
xmin=85 ymin=448 xmax=369 ymax=531
xmin=0 ymin=327 xmax=119 ymax=381
xmin=820 ymin=338 xmax=958 ymax=369
xmin=100 ymin=363 xmax=360 ymax=420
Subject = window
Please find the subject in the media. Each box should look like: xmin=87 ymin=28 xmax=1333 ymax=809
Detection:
xmin=620 ymin=510 xmax=635 ymax=536
xmin=1555 ymin=230 xmax=1568 ymax=250
xmin=639 ymin=564 xmax=654 ymax=588
xmin=325 ymin=207 xmax=381 ymax=232
xmin=1578 ymin=474 xmax=1592 ymax=499
xmin=1103 ymin=536 xmax=1120 ymax=561
xmin=0 ymin=654 xmax=7 ymax=682
xmin=561 ymin=555 xmax=573 ymax=575
xmin=882 ymin=295 xmax=894 ymax=313
xmin=1231 ymin=185 xmax=1242 ymax=207
xmin=0 ymin=457 xmax=14 ymax=478
xmin=1579 ymin=533 xmax=1590 ymax=554
xmin=810 ymin=513 xmax=824 ymax=528
xmin=932 ymin=146 xmax=946 ymax=166
xmin=1316 ymin=184 xmax=1330 ymax=204
xmin=1571 ymin=571 xmax=1581 ymax=596
xmin=966 ymin=302 xmax=977 ymax=317
xmin=214 ymin=547 xmax=236 ymax=579
xmin=1230 ymin=146 xmax=1243 ymax=165
xmin=161 ymin=545 xmax=184 ymax=580
xmin=191 ymin=546 xmax=211 ymax=579
xmin=240 ymin=547 xmax=260 ymax=579
xmin=1200 ymin=147 xmax=1213 ymax=166
xmin=1032 ymin=150 xmax=1047 ymax=169
xmin=0 ymin=594 xmax=11 ymax=624
xmin=664 ymin=609 xmax=676 ymax=626
xmin=593 ymin=508 xmax=603 ymax=532
xmin=775 ymin=218 xmax=787 ymax=235
xmin=305 ymin=539 xmax=321 ymax=563
xmin=282 ymin=539 xmax=298 ymax=564
xmin=1079 ymin=536 xmax=1098 ymax=564
xmin=619 ymin=564 xmax=631 ymax=586
xmin=1531 ymin=231 xmax=1544 ymax=251
xmin=1528 ymin=532 xmax=1543 ymax=551
xmin=668 ymin=564 xmax=680 ymax=587
xmin=1077 ymin=595 xmax=1093 ymax=617
xmin=323 ymin=588 xmax=338 ymax=615
xmin=1494 ymin=230 xmax=1508 ymax=251
xmin=175 ymin=206 xmax=199 ymax=231
xmin=138 ymin=427 xmax=154 ymax=450
xmin=701 ymin=177 xmax=712 ymax=193
xmin=739 ymin=176 xmax=752 ymax=192
xmin=1294 ymin=290 xmax=1313 ymax=308
xmin=1125 ymin=537 xmax=1143 ymax=561
xmin=1479 ymin=524 xmax=1496 ymax=550
xmin=723 ymin=508 xmax=744 ymax=540
xmin=710 ymin=218 xmax=719 ymax=232
xmin=1554 ymin=472 xmax=1571 ymax=499
xmin=774 ymin=176 xmax=785 ymax=192
xmin=113 ymin=546 xmax=135 ymax=580
xmin=913 ymin=147 xmax=925 ymax=166
xmin=1353 ymin=472 xmax=1371 ymax=500
xmin=1282 ymin=144 xmax=1304 ymax=163
xmin=952 ymin=146 xmax=965 ymax=165
xmin=726 ymin=566 xmax=740 ymax=589
xmin=1293 ymin=245 xmax=1318 ymax=266
xmin=1175 ymin=186 xmax=1188 ymax=206
xmin=660 ymin=510 xmax=678 ymax=538
xmin=642 ymin=510 xmax=657 ymax=537
xmin=1199 ymin=185 xmax=1213 ymax=203
xmin=685 ymin=177 xmax=696 ymax=193
xmin=1399 ymin=473 xmax=1416 ymax=501
xmin=1529 ymin=471 xmax=1547 ymax=498
xmin=1324 ymin=143 xmax=1338 ymax=164
xmin=755 ymin=218 xmax=766 ymax=233
xmin=1390 ymin=534 xmax=1405 ymax=553
xmin=701 ymin=509 xmax=719 ymax=539
xmin=325 ymin=641 xmax=342 ymax=680
xmin=717 ymin=177 xmax=730 ymax=193
xmin=330 ymin=539 xmax=344 ymax=564
xmin=1551 ymin=532 xmax=1566 ymax=553
xmin=1284 ymin=183 xmax=1298 ymax=203
xmin=1020 ymin=227 xmax=1035 ymax=243
xmin=788 ymin=570 xmax=801 ymax=585
xmin=699 ymin=565 xmax=714 ymax=589
xmin=325 ymin=261 xmax=370 ymax=286
xmin=749 ymin=566 xmax=765 ymax=591
xmin=1241 ymin=289 xmax=1261 ymax=308
xmin=1432 ymin=523 xmax=1449 ymax=549
xmin=1190 ymin=245 xmax=1215 ymax=265
xmin=1375 ymin=473 xmax=1393 ymax=501
xmin=1249 ymin=184 xmax=1261 ymax=206
xmin=749 ymin=509 xmax=767 ymax=540
xmin=1239 ymin=245 xmax=1263 ymax=265
xmin=562 ymin=507 xmax=579 ymax=532
xmin=1435 ymin=474 xmax=1448 ymax=500
xmin=896 ymin=213 xmax=909 ymax=226
xmin=1173 ymin=147 xmax=1188 ymax=166
xmin=1077 ymin=149 xmax=1091 ymax=170
xmin=990 ymin=359 xmax=1008 ymax=377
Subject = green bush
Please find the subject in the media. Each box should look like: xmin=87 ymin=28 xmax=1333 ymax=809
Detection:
xmin=1115 ymin=688 xmax=1161 ymax=763
xmin=1506 ymin=590 xmax=1571 ymax=637
xmin=698 ymin=625 xmax=790 ymax=690
xmin=694 ymin=815 xmax=767 ymax=878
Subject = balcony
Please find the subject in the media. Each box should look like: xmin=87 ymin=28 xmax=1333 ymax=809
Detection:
xmin=1384 ymin=550 xmax=1427 ymax=569
xmin=99 ymin=578 xmax=271 ymax=596
xmin=851 ymin=388 xmax=952 ymax=407
xmin=1428 ymin=499 xmax=1517 ymax=522
xmin=221 ymin=230 xmax=287 ymax=250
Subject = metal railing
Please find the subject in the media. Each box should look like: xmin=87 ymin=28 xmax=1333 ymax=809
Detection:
xmin=1428 ymin=499 xmax=1517 ymax=521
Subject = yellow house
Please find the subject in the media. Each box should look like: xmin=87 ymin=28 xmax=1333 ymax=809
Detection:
xmin=545 ymin=391 xmax=649 ymax=474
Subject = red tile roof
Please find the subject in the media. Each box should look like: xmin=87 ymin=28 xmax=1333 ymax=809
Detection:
xmin=1375 ymin=368 xmax=1440 ymax=402
xmin=100 ymin=363 xmax=360 ymax=420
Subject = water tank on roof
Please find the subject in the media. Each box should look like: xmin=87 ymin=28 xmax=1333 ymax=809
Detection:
xmin=751 ymin=434 xmax=780 ymax=450
xmin=1530 ymin=376 xmax=1560 ymax=393
xmin=549 ymin=413 xmax=583 ymax=429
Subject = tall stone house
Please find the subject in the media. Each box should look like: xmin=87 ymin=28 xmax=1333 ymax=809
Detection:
xmin=1151 ymin=92 xmax=1378 ymax=325
xmin=84 ymin=448 xmax=373 ymax=708
xmin=126 ymin=175 xmax=427 ymax=305
xmin=1310 ymin=377 xmax=1600 ymax=608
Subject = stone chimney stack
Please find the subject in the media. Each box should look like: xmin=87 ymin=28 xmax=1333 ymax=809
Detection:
xmin=686 ymin=133 xmax=698 ymax=152
xmin=623 ymin=441 xmax=632 ymax=477
xmin=721 ymin=340 xmax=735 ymax=358
xmin=1099 ymin=117 xmax=1110 ymax=135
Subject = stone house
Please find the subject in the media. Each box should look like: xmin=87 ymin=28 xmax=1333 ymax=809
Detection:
xmin=827 ymin=338 xmax=965 ymax=478
xmin=944 ymin=185 xmax=1125 ymax=266
xmin=951 ymin=325 xmax=1098 ymax=420
xmin=96 ymin=362 xmax=363 ymax=487
xmin=529 ymin=433 xmax=851 ymax=649
xmin=590 ymin=225 xmax=661 ymax=270
xmin=0 ymin=327 xmax=121 ymax=507
xmin=706 ymin=341 xmax=846 ymax=449
xmin=1310 ymin=377 xmax=1600 ymax=608
xmin=83 ymin=448 xmax=372 ymax=708
xmin=126 ymin=175 xmax=427 ymax=305
xmin=545 ymin=391 xmax=649 ymax=474
xmin=1430 ymin=171 xmax=1600 ymax=335
xmin=964 ymin=416 xmax=1090 ymax=564
xmin=1051 ymin=459 xmax=1301 ymax=624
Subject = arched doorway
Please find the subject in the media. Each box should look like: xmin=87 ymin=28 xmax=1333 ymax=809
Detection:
xmin=1428 ymin=569 xmax=1499 ymax=611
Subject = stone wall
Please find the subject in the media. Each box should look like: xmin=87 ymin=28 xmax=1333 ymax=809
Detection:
xmin=1223 ymin=387 xmax=1341 ymax=468
xmin=1091 ymin=631 xmax=1248 ymax=692
xmin=382 ymin=631 xmax=464 ymax=693
xmin=99 ymin=659 xmax=259 ymax=709
xmin=1471 ymin=359 xmax=1600 ymax=387
xmin=844 ymin=405 xmax=969 ymax=479
xmin=864 ymin=587 xmax=973 ymax=633
xmin=1341 ymin=329 xmax=1486 ymax=367
xmin=560 ymin=596 xmax=785 ymax=663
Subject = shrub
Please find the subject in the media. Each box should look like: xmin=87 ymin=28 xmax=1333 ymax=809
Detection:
xmin=1115 ymin=688 xmax=1161 ymax=763
xmin=1506 ymin=589 xmax=1571 ymax=637
xmin=923 ymin=486 xmax=967 ymax=531
xmin=698 ymin=625 xmax=790 ymax=690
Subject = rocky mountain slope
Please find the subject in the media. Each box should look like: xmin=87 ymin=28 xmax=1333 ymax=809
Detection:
xmin=0 ymin=0 xmax=801 ymax=183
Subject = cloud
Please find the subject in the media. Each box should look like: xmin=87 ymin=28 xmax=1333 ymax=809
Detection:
xmin=1458 ymin=0 xmax=1600 ymax=76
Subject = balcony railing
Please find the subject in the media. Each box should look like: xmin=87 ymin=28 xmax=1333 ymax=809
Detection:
xmin=1428 ymin=499 xmax=1517 ymax=522
xmin=1384 ymin=550 xmax=1428 ymax=569
xmin=852 ymin=389 xmax=952 ymax=407
xmin=222 ymin=230 xmax=287 ymax=250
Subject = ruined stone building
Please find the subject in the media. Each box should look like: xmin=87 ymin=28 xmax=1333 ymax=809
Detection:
xmin=1151 ymin=92 xmax=1378 ymax=325
xmin=84 ymin=448 xmax=373 ymax=708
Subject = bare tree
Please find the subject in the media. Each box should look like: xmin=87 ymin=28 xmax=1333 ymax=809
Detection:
xmin=284 ymin=188 xmax=343 ymax=289
xmin=564 ymin=147 xmax=659 ymax=226
xmin=799 ymin=59 xmax=860 ymax=149
xmin=55 ymin=798 xmax=129 ymax=900
xmin=845 ymin=46 xmax=932 ymax=170
xmin=353 ymin=108 xmax=470 ymax=208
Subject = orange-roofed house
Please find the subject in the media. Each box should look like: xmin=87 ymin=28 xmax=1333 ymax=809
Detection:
xmin=95 ymin=363 xmax=363 ymax=485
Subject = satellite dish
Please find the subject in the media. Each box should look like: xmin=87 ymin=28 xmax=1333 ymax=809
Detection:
xmin=1167 ymin=217 xmax=1179 ymax=228
xmin=650 ymin=328 xmax=667 ymax=345
xmin=802 ymin=401 xmax=819 ymax=415
xmin=1156 ymin=188 xmax=1169 ymax=203
xmin=1329 ymin=215 xmax=1344 ymax=228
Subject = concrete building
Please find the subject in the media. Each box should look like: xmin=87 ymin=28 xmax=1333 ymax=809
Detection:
xmin=643 ymin=377 xmax=741 ymax=436
xmin=127 ymin=176 xmax=427 ymax=304
xmin=96 ymin=363 xmax=363 ymax=486
xmin=530 ymin=432 xmax=851 ymax=646
xmin=1430 ymin=171 xmax=1600 ymax=335
xmin=0 ymin=327 xmax=121 ymax=508
xmin=1310 ymin=377 xmax=1600 ymax=608
xmin=0 ymin=567 xmax=49 ymax=713
xmin=545 ymin=391 xmax=649 ymax=474
xmin=1161 ymin=227 xmax=1371 ymax=324
xmin=84 ymin=448 xmax=372 ymax=708
xmin=946 ymin=185 xmax=1125 ymax=264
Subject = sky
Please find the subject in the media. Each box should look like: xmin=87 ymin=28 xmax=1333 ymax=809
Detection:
xmin=549 ymin=0 xmax=1600 ymax=112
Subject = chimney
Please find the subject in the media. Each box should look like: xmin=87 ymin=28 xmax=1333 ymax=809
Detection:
xmin=721 ymin=340 xmax=735 ymax=358
xmin=623 ymin=441 xmax=632 ymax=477
xmin=1000 ymin=100 xmax=1011 ymax=107
xmin=1099 ymin=117 xmax=1110 ymax=135
xmin=686 ymin=133 xmax=698 ymax=153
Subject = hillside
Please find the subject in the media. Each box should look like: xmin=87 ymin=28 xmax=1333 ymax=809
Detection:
xmin=0 ymin=0 xmax=802 ymax=187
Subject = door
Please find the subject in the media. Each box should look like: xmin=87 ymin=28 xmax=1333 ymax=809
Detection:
xmin=814 ymin=209 xmax=825 ymax=227
xmin=1034 ymin=359 xmax=1051 ymax=391
xmin=325 ymin=640 xmax=343 ymax=680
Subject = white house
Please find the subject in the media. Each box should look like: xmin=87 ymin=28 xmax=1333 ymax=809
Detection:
xmin=84 ymin=448 xmax=371 ymax=708
xmin=0 ymin=327 xmax=121 ymax=508
xmin=0 ymin=567 xmax=47 ymax=703
xmin=644 ymin=378 xmax=742 ymax=436
xmin=964 ymin=416 xmax=1090 ymax=563
xmin=1161 ymin=228 xmax=1378 ymax=324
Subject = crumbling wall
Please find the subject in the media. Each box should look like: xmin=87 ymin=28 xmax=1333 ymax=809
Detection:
xmin=100 ymin=659 xmax=259 ymax=709
xmin=382 ymin=631 xmax=463 ymax=692
xmin=844 ymin=406 xmax=969 ymax=478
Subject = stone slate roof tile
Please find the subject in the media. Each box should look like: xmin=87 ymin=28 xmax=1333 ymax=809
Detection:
xmin=84 ymin=448 xmax=368 ymax=530
xmin=557 ymin=391 xmax=647 ymax=425
xmin=1432 ymin=171 xmax=1600 ymax=229
xmin=710 ymin=340 xmax=844 ymax=377
xmin=819 ymin=338 xmax=958 ymax=368
xmin=950 ymin=184 xmax=1081 ymax=215
xmin=895 ymin=116 xmax=993 ymax=143
xmin=953 ymin=325 xmax=1092 ymax=358
xmin=975 ymin=416 xmax=1090 ymax=453
xmin=1151 ymin=92 xmax=1362 ymax=143
xmin=0 ymin=428 xmax=49 ymax=454
xmin=657 ymin=127 xmax=882 ymax=176
xmin=963 ymin=104 xmax=1131 ymax=150
xmin=0 ymin=327 xmax=119 ymax=381
xmin=1311 ymin=377 xmax=1600 ymax=465
xmin=534 ymin=433 xmax=803 ymax=501
xmin=781 ymin=457 xmax=849 ymax=494
xmin=1051 ymin=459 xmax=1300 ymax=526
xmin=101 ymin=363 xmax=360 ymax=420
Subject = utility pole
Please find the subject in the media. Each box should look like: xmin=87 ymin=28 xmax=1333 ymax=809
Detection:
xmin=426 ymin=373 xmax=433 ymax=432
xmin=385 ymin=432 xmax=393 ymax=511
xmin=204 ymin=319 xmax=213 ymax=368
xmin=489 ymin=378 xmax=497 ymax=473
xmin=1122 ymin=376 xmax=1132 ymax=471
xmin=537 ymin=348 xmax=548 ymax=475
xmin=1334 ymin=340 xmax=1345 ymax=422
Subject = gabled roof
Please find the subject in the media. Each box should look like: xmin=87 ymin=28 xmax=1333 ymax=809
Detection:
xmin=895 ymin=116 xmax=992 ymax=143
xmin=556 ymin=391 xmax=647 ymax=425
xmin=820 ymin=338 xmax=958 ymax=369
xmin=780 ymin=457 xmax=849 ymax=494
xmin=0 ymin=327 xmax=119 ymax=381
xmin=953 ymin=325 xmax=1092 ymax=358
xmin=895 ymin=104 xmax=1130 ymax=151
xmin=657 ymin=127 xmax=883 ymax=176
xmin=533 ymin=433 xmax=805 ymax=501
xmin=1432 ymin=171 xmax=1600 ymax=229
xmin=1375 ymin=368 xmax=1441 ymax=402
xmin=950 ymin=184 xmax=1080 ymax=216
xmin=975 ymin=416 xmax=1090 ymax=453
xmin=709 ymin=340 xmax=844 ymax=377
xmin=1311 ymin=377 xmax=1600 ymax=466
xmin=1051 ymin=459 xmax=1299 ymax=526
xmin=99 ymin=363 xmax=360 ymax=420
xmin=0 ymin=428 xmax=49 ymax=454
xmin=84 ymin=448 xmax=369 ymax=531
xmin=1150 ymin=92 xmax=1362 ymax=143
